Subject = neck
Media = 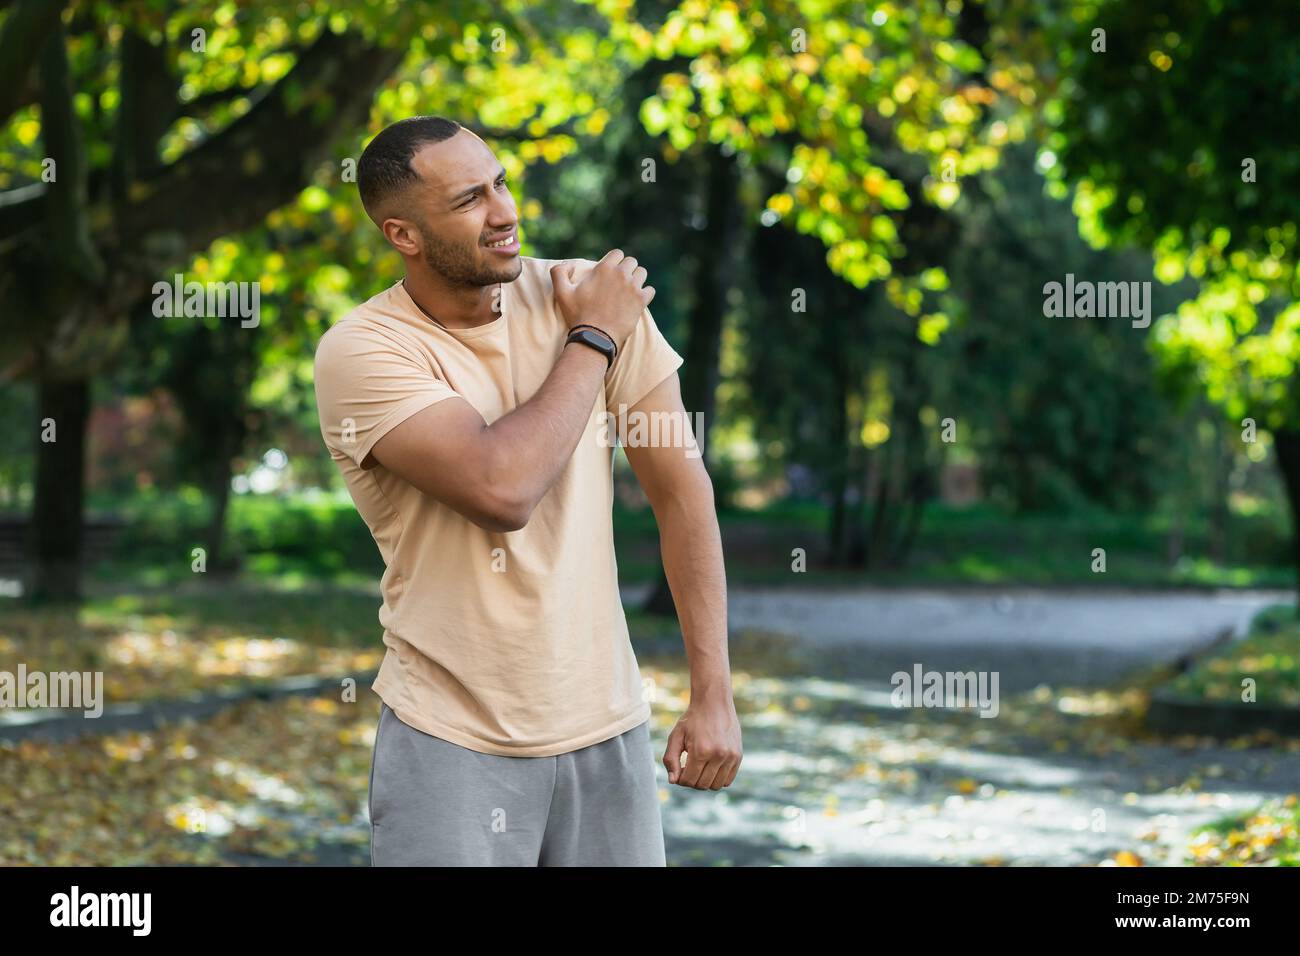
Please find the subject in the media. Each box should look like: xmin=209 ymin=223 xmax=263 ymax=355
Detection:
xmin=402 ymin=270 xmax=500 ymax=331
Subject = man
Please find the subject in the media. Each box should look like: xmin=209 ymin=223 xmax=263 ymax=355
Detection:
xmin=313 ymin=115 xmax=740 ymax=866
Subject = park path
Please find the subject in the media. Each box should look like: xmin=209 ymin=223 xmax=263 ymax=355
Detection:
xmin=623 ymin=584 xmax=1294 ymax=688
xmin=621 ymin=584 xmax=1300 ymax=866
xmin=652 ymin=672 xmax=1300 ymax=867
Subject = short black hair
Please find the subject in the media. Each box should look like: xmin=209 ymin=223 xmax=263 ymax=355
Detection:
xmin=357 ymin=115 xmax=463 ymax=220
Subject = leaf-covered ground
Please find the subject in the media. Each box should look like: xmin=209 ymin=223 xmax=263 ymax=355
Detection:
xmin=2 ymin=695 xmax=375 ymax=866
xmin=644 ymin=631 xmax=1300 ymax=866
xmin=2 ymin=592 xmax=1299 ymax=866
xmin=1187 ymin=797 xmax=1300 ymax=865
xmin=0 ymin=588 xmax=385 ymax=705
xmin=1167 ymin=604 xmax=1300 ymax=708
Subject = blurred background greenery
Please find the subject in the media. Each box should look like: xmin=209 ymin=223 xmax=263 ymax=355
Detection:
xmin=1 ymin=0 xmax=1296 ymax=603
xmin=1 ymin=0 xmax=1299 ymax=867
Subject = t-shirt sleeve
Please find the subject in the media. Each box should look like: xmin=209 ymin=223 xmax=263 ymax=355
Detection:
xmin=313 ymin=321 xmax=462 ymax=469
xmin=603 ymin=303 xmax=685 ymax=418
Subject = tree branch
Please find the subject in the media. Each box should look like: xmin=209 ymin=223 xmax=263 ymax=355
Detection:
xmin=114 ymin=27 xmax=404 ymax=261
xmin=110 ymin=27 xmax=178 ymax=201
xmin=176 ymin=82 xmax=262 ymax=117
xmin=0 ymin=182 xmax=45 ymax=239
xmin=460 ymin=119 xmax=580 ymax=141
xmin=0 ymin=0 xmax=67 ymax=126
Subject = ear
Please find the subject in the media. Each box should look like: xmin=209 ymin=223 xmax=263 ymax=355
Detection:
xmin=383 ymin=217 xmax=422 ymax=257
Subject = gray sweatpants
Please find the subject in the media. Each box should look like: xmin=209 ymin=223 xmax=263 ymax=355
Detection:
xmin=368 ymin=702 xmax=667 ymax=866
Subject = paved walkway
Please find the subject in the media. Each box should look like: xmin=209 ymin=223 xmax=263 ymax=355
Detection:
xmin=622 ymin=585 xmax=1300 ymax=865
xmin=654 ymin=674 xmax=1300 ymax=867
xmin=624 ymin=584 xmax=1294 ymax=688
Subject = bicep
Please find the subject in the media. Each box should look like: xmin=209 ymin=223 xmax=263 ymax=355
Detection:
xmin=369 ymin=397 xmax=522 ymax=532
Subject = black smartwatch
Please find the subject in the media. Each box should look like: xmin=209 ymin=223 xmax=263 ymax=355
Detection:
xmin=565 ymin=326 xmax=617 ymax=369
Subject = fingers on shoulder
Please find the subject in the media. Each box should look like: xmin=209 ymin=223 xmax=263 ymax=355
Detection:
xmin=548 ymin=257 xmax=599 ymax=292
xmin=569 ymin=257 xmax=600 ymax=280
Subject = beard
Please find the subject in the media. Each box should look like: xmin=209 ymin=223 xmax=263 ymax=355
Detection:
xmin=418 ymin=219 xmax=521 ymax=288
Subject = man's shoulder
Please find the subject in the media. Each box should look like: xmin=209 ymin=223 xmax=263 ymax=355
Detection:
xmin=517 ymin=254 xmax=599 ymax=283
xmin=507 ymin=255 xmax=592 ymax=314
xmin=520 ymin=253 xmax=594 ymax=269
xmin=314 ymin=285 xmax=414 ymax=365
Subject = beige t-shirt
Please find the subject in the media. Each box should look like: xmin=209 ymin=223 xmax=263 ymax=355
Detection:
xmin=313 ymin=255 xmax=684 ymax=756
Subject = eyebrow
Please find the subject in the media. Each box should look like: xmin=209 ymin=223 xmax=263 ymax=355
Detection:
xmin=448 ymin=166 xmax=508 ymax=205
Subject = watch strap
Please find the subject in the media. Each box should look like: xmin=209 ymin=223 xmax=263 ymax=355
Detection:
xmin=568 ymin=324 xmax=618 ymax=360
xmin=566 ymin=327 xmax=616 ymax=369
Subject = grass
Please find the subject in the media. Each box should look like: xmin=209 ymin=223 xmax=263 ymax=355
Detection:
xmin=1165 ymin=604 xmax=1300 ymax=707
xmin=1188 ymin=797 xmax=1300 ymax=865
xmin=67 ymin=490 xmax=1298 ymax=592
xmin=1160 ymin=603 xmax=1300 ymax=866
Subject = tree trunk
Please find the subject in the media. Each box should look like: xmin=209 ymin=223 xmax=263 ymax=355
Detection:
xmin=1208 ymin=419 xmax=1230 ymax=565
xmin=826 ymin=367 xmax=852 ymax=567
xmin=891 ymin=471 xmax=929 ymax=567
xmin=865 ymin=435 xmax=895 ymax=568
xmin=1165 ymin=516 xmax=1184 ymax=567
xmin=844 ymin=448 xmax=871 ymax=567
xmin=1272 ymin=427 xmax=1300 ymax=618
xmin=204 ymin=455 xmax=233 ymax=574
xmin=27 ymin=373 xmax=89 ymax=603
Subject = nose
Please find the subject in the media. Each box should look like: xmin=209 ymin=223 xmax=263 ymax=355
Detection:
xmin=487 ymin=184 xmax=516 ymax=225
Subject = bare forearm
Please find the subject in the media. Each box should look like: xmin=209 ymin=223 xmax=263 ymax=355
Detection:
xmin=483 ymin=339 xmax=608 ymax=513
xmin=657 ymin=493 xmax=730 ymax=695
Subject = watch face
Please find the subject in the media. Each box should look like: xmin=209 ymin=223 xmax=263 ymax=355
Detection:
xmin=578 ymin=329 xmax=613 ymax=353
xmin=568 ymin=328 xmax=614 ymax=368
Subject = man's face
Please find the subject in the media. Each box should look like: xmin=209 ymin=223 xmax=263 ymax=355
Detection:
xmin=400 ymin=131 xmax=522 ymax=287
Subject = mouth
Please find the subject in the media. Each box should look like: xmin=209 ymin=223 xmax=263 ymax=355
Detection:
xmin=483 ymin=232 xmax=519 ymax=255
